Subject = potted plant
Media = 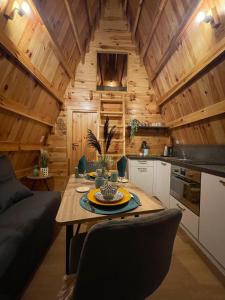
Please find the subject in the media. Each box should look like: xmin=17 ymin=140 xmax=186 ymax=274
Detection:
xmin=129 ymin=119 xmax=140 ymax=138
xmin=87 ymin=116 xmax=116 ymax=177
xmin=40 ymin=149 xmax=49 ymax=177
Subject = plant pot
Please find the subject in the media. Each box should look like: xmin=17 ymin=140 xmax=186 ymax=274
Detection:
xmin=40 ymin=167 xmax=48 ymax=177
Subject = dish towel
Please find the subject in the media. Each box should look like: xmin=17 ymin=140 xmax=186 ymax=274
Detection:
xmin=78 ymin=155 xmax=87 ymax=174
xmin=117 ymin=156 xmax=127 ymax=177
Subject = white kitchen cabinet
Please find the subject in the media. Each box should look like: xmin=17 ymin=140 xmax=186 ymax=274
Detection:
xmin=199 ymin=173 xmax=225 ymax=268
xmin=155 ymin=161 xmax=171 ymax=207
xmin=170 ymin=195 xmax=199 ymax=239
xmin=128 ymin=160 xmax=154 ymax=196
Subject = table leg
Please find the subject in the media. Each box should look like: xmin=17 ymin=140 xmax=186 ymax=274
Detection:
xmin=66 ymin=224 xmax=74 ymax=275
xmin=31 ymin=180 xmax=36 ymax=190
xmin=66 ymin=224 xmax=81 ymax=274
xmin=44 ymin=179 xmax=50 ymax=191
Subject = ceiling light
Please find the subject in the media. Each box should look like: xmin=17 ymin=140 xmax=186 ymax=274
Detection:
xmin=196 ymin=11 xmax=213 ymax=24
xmin=196 ymin=11 xmax=206 ymax=23
xmin=20 ymin=1 xmax=31 ymax=16
xmin=4 ymin=1 xmax=31 ymax=19
xmin=196 ymin=8 xmax=220 ymax=28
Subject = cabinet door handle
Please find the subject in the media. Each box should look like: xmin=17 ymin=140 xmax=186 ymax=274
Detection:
xmin=137 ymin=168 xmax=147 ymax=172
xmin=139 ymin=161 xmax=147 ymax=164
xmin=176 ymin=203 xmax=186 ymax=212
xmin=219 ymin=180 xmax=225 ymax=186
xmin=161 ymin=162 xmax=167 ymax=166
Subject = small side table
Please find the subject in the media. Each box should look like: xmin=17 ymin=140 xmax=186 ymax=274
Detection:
xmin=26 ymin=175 xmax=53 ymax=191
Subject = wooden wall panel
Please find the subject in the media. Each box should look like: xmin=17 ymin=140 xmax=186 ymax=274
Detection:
xmin=135 ymin=0 xmax=159 ymax=50
xmin=32 ymin=0 xmax=79 ymax=73
xmin=68 ymin=0 xmax=90 ymax=52
xmin=151 ymin=0 xmax=225 ymax=98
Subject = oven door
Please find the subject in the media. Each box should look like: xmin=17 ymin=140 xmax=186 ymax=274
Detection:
xmin=170 ymin=174 xmax=200 ymax=215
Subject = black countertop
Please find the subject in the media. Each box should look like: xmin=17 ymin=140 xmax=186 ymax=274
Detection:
xmin=126 ymin=155 xmax=225 ymax=178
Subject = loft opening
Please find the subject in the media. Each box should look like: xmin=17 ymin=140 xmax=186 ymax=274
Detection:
xmin=96 ymin=52 xmax=128 ymax=92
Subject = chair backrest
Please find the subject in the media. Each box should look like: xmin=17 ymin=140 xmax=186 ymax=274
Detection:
xmin=73 ymin=209 xmax=182 ymax=300
xmin=117 ymin=155 xmax=127 ymax=177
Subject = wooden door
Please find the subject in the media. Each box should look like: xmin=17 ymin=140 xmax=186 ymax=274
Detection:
xmin=71 ymin=112 xmax=97 ymax=173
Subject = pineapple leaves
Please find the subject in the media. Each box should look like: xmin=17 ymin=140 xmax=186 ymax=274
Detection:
xmin=87 ymin=117 xmax=117 ymax=154
xmin=87 ymin=129 xmax=102 ymax=154
xmin=106 ymin=125 xmax=116 ymax=153
xmin=104 ymin=116 xmax=109 ymax=143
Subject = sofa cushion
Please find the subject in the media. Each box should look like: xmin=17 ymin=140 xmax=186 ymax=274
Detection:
xmin=0 ymin=228 xmax=23 ymax=279
xmin=0 ymin=178 xmax=33 ymax=214
xmin=0 ymin=191 xmax=60 ymax=235
xmin=0 ymin=155 xmax=15 ymax=182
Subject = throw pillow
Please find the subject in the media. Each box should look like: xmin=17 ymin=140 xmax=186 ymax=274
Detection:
xmin=0 ymin=178 xmax=33 ymax=214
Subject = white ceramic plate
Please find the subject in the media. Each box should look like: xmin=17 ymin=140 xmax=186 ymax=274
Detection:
xmin=76 ymin=186 xmax=90 ymax=193
xmin=94 ymin=191 xmax=123 ymax=203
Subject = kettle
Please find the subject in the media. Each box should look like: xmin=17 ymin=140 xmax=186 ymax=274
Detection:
xmin=164 ymin=145 xmax=169 ymax=156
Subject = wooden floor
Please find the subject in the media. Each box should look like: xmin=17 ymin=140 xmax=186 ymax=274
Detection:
xmin=22 ymin=225 xmax=225 ymax=300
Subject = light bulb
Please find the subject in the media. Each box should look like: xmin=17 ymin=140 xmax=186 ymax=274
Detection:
xmin=196 ymin=11 xmax=206 ymax=23
xmin=20 ymin=1 xmax=31 ymax=15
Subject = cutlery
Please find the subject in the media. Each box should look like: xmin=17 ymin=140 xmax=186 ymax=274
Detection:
xmin=130 ymin=193 xmax=142 ymax=206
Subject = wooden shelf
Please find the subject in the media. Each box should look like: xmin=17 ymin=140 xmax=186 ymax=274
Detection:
xmin=99 ymin=125 xmax=123 ymax=128
xmin=100 ymin=99 xmax=124 ymax=103
xmin=127 ymin=125 xmax=168 ymax=129
xmin=99 ymin=139 xmax=124 ymax=142
xmin=100 ymin=111 xmax=123 ymax=115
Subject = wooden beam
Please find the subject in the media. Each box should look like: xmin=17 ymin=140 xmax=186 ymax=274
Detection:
xmin=157 ymin=35 xmax=225 ymax=106
xmin=140 ymin=0 xmax=168 ymax=59
xmin=167 ymin=100 xmax=225 ymax=128
xmin=0 ymin=30 xmax=64 ymax=104
xmin=64 ymin=0 xmax=84 ymax=58
xmin=31 ymin=0 xmax=74 ymax=79
xmin=0 ymin=94 xmax=54 ymax=127
xmin=85 ymin=0 xmax=92 ymax=28
xmin=151 ymin=0 xmax=202 ymax=82
xmin=0 ymin=142 xmax=43 ymax=152
xmin=132 ymin=0 xmax=144 ymax=39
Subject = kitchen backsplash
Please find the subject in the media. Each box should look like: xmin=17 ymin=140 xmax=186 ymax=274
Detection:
xmin=173 ymin=145 xmax=225 ymax=164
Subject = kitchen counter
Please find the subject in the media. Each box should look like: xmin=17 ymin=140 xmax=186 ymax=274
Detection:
xmin=126 ymin=155 xmax=225 ymax=178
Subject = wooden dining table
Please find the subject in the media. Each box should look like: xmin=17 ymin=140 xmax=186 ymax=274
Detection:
xmin=56 ymin=175 xmax=164 ymax=274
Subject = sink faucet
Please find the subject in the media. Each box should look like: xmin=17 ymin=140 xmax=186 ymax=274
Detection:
xmin=182 ymin=150 xmax=187 ymax=159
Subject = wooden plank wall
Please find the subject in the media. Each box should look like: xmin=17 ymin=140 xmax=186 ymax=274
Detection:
xmin=127 ymin=0 xmax=225 ymax=145
xmin=0 ymin=0 xmax=98 ymax=190
xmin=64 ymin=0 xmax=169 ymax=169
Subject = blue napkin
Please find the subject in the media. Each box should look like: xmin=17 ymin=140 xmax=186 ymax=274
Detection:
xmin=117 ymin=156 xmax=127 ymax=177
xmin=78 ymin=155 xmax=87 ymax=174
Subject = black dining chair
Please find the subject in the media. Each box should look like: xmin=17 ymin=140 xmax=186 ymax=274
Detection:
xmin=61 ymin=209 xmax=182 ymax=300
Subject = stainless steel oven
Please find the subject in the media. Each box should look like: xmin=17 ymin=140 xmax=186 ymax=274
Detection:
xmin=170 ymin=165 xmax=201 ymax=216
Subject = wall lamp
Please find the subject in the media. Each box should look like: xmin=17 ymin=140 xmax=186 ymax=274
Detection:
xmin=196 ymin=7 xmax=220 ymax=28
xmin=4 ymin=1 xmax=31 ymax=20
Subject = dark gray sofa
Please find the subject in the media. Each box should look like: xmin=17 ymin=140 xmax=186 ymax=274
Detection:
xmin=0 ymin=155 xmax=61 ymax=299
